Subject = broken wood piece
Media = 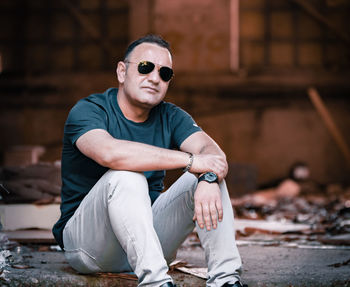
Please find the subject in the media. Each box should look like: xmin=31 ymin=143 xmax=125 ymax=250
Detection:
xmin=308 ymin=87 xmax=350 ymax=170
xmin=318 ymin=234 xmax=350 ymax=246
xmin=328 ymin=258 xmax=350 ymax=268
xmin=169 ymin=260 xmax=189 ymax=272
xmin=243 ymin=227 xmax=283 ymax=236
xmin=3 ymin=230 xmax=56 ymax=244
xmin=235 ymin=219 xmax=310 ymax=235
xmin=95 ymin=272 xmax=138 ymax=281
xmin=174 ymin=266 xmax=208 ymax=280
xmin=11 ymin=264 xmax=33 ymax=269
xmin=170 ymin=260 xmax=207 ymax=280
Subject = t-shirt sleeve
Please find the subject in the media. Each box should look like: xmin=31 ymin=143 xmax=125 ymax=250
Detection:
xmin=169 ymin=104 xmax=202 ymax=149
xmin=64 ymin=99 xmax=108 ymax=146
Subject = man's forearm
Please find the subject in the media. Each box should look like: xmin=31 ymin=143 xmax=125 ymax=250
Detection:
xmin=77 ymin=129 xmax=227 ymax=177
xmin=76 ymin=129 xmax=190 ymax=172
xmin=102 ymin=139 xmax=190 ymax=171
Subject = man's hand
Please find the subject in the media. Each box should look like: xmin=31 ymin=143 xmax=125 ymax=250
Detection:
xmin=193 ymin=181 xmax=223 ymax=231
xmin=189 ymin=154 xmax=228 ymax=181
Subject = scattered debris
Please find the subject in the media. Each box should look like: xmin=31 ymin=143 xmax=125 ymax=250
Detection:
xmin=11 ymin=264 xmax=33 ymax=269
xmin=235 ymin=219 xmax=310 ymax=236
xmin=318 ymin=234 xmax=350 ymax=246
xmin=170 ymin=260 xmax=207 ymax=280
xmin=0 ymin=269 xmax=10 ymax=282
xmin=30 ymin=277 xmax=39 ymax=284
xmin=232 ymin=179 xmax=350 ymax=247
xmin=0 ymin=249 xmax=11 ymax=282
xmin=0 ymin=232 xmax=36 ymax=283
xmin=328 ymin=258 xmax=350 ymax=268
xmin=49 ymin=245 xmax=62 ymax=252
xmin=169 ymin=260 xmax=189 ymax=271
xmin=0 ymin=250 xmax=11 ymax=270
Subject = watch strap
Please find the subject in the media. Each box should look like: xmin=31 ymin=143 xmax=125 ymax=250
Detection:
xmin=198 ymin=172 xmax=219 ymax=184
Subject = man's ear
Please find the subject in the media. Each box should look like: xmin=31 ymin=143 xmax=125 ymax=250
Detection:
xmin=116 ymin=61 xmax=126 ymax=83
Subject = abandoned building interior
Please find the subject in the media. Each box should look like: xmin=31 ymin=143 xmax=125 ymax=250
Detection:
xmin=0 ymin=0 xmax=349 ymax=286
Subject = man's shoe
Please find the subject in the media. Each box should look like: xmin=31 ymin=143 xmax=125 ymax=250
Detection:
xmin=222 ymin=282 xmax=248 ymax=287
xmin=159 ymin=282 xmax=176 ymax=287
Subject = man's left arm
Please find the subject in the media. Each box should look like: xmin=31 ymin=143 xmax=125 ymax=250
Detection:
xmin=180 ymin=131 xmax=228 ymax=231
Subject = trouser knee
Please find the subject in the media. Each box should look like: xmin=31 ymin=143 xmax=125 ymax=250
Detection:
xmin=105 ymin=170 xmax=150 ymax=204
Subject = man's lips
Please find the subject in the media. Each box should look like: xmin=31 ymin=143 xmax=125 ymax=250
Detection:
xmin=142 ymin=86 xmax=158 ymax=93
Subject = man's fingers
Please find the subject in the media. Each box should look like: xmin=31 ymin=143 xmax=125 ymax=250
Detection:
xmin=216 ymin=199 xmax=223 ymax=222
xmin=211 ymin=161 xmax=227 ymax=181
xmin=210 ymin=202 xmax=218 ymax=229
xmin=202 ymin=203 xmax=211 ymax=231
xmin=194 ymin=183 xmax=224 ymax=231
xmin=194 ymin=204 xmax=204 ymax=229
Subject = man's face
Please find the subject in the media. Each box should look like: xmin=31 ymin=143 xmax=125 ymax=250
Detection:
xmin=118 ymin=43 xmax=173 ymax=110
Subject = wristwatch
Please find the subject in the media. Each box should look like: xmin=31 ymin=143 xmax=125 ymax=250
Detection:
xmin=198 ymin=172 xmax=219 ymax=184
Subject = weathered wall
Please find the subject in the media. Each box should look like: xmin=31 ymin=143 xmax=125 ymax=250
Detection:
xmin=195 ymin=97 xmax=350 ymax=186
xmin=1 ymin=0 xmax=350 ymax=189
xmin=153 ymin=0 xmax=231 ymax=72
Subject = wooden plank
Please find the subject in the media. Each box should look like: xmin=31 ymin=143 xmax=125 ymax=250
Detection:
xmin=0 ymin=204 xmax=60 ymax=231
xmin=308 ymin=87 xmax=350 ymax=169
xmin=230 ymin=0 xmax=240 ymax=71
xmin=264 ymin=0 xmax=271 ymax=66
xmin=4 ymin=229 xmax=56 ymax=244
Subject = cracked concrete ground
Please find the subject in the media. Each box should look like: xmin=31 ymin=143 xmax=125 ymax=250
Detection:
xmin=1 ymin=243 xmax=349 ymax=287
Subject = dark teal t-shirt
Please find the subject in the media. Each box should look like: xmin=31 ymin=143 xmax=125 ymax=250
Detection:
xmin=52 ymin=87 xmax=201 ymax=248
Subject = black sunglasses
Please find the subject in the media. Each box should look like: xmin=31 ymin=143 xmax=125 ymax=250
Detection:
xmin=126 ymin=60 xmax=174 ymax=82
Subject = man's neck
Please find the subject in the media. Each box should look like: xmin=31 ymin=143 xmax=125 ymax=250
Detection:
xmin=117 ymin=91 xmax=150 ymax=123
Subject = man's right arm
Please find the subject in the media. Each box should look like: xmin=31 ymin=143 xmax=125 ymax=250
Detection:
xmin=76 ymin=128 xmax=224 ymax=174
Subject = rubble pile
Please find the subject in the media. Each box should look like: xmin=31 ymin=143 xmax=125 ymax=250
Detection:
xmin=0 ymin=162 xmax=61 ymax=204
xmin=0 ymin=233 xmax=19 ymax=282
xmin=232 ymin=179 xmax=350 ymax=246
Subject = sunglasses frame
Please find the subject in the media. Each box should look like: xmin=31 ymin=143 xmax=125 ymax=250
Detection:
xmin=125 ymin=60 xmax=174 ymax=82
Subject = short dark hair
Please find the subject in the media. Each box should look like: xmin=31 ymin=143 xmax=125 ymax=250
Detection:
xmin=123 ymin=34 xmax=172 ymax=60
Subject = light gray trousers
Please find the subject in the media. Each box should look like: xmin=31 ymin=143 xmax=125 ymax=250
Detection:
xmin=63 ymin=170 xmax=242 ymax=287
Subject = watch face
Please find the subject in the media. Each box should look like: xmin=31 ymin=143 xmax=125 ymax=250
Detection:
xmin=198 ymin=172 xmax=218 ymax=184
xmin=206 ymin=172 xmax=217 ymax=182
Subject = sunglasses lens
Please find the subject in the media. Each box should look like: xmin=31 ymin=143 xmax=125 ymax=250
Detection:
xmin=159 ymin=67 xmax=173 ymax=82
xmin=136 ymin=61 xmax=173 ymax=82
xmin=138 ymin=61 xmax=154 ymax=74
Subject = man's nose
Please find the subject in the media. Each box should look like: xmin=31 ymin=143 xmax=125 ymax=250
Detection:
xmin=147 ymin=68 xmax=160 ymax=83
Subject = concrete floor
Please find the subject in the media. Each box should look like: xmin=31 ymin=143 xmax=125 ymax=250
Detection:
xmin=1 ymin=243 xmax=350 ymax=287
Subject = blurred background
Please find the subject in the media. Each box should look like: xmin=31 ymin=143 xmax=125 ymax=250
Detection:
xmin=0 ymin=0 xmax=350 ymax=199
